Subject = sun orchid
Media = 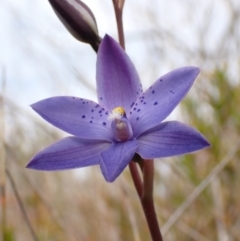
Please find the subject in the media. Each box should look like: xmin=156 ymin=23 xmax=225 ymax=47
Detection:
xmin=27 ymin=35 xmax=210 ymax=182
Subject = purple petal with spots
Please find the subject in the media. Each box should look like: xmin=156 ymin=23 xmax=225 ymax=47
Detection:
xmin=137 ymin=121 xmax=210 ymax=159
xmin=27 ymin=136 xmax=111 ymax=170
xmin=96 ymin=35 xmax=142 ymax=114
xmin=31 ymin=96 xmax=113 ymax=141
xmin=129 ymin=67 xmax=200 ymax=137
xmin=100 ymin=139 xmax=138 ymax=182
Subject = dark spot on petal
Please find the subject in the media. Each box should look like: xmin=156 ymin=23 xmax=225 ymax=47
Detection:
xmin=83 ymin=102 xmax=85 ymax=104
xmin=136 ymin=117 xmax=139 ymax=121
xmin=100 ymin=114 xmax=102 ymax=117
xmin=144 ymin=102 xmax=146 ymax=105
xmin=72 ymin=97 xmax=75 ymax=99
xmin=95 ymin=105 xmax=99 ymax=108
xmin=82 ymin=115 xmax=86 ymax=118
xmin=150 ymin=86 xmax=152 ymax=89
xmin=130 ymin=112 xmax=132 ymax=115
xmin=160 ymin=79 xmax=163 ymax=82
xmin=90 ymin=121 xmax=93 ymax=123
xmin=91 ymin=109 xmax=94 ymax=112
xmin=99 ymin=110 xmax=102 ymax=114
xmin=152 ymin=90 xmax=155 ymax=94
xmin=141 ymin=100 xmax=143 ymax=103
xmin=91 ymin=117 xmax=94 ymax=119
xmin=102 ymin=108 xmax=104 ymax=110
xmin=134 ymin=108 xmax=136 ymax=111
xmin=137 ymin=92 xmax=139 ymax=94
xmin=103 ymin=122 xmax=106 ymax=126
xmin=100 ymin=97 xmax=103 ymax=100
xmin=137 ymin=109 xmax=141 ymax=112
xmin=154 ymin=102 xmax=158 ymax=105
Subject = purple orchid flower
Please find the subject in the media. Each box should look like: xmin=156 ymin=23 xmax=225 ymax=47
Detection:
xmin=27 ymin=35 xmax=210 ymax=182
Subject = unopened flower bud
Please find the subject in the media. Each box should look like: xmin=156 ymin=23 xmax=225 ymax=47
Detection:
xmin=49 ymin=0 xmax=101 ymax=52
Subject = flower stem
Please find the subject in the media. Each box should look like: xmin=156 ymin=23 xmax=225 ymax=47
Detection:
xmin=111 ymin=2 xmax=163 ymax=239
xmin=141 ymin=160 xmax=163 ymax=241
xmin=141 ymin=198 xmax=163 ymax=241
xmin=128 ymin=161 xmax=142 ymax=197
xmin=112 ymin=0 xmax=125 ymax=49
xmin=129 ymin=160 xmax=163 ymax=241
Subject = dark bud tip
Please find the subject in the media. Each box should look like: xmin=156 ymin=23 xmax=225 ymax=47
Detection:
xmin=49 ymin=0 xmax=101 ymax=52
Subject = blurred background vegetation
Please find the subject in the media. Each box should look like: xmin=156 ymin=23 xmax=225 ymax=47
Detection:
xmin=0 ymin=0 xmax=240 ymax=240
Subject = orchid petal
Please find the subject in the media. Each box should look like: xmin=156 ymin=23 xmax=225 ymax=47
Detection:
xmin=27 ymin=136 xmax=111 ymax=170
xmin=137 ymin=121 xmax=210 ymax=159
xmin=100 ymin=139 xmax=138 ymax=182
xmin=31 ymin=96 xmax=113 ymax=141
xmin=129 ymin=67 xmax=200 ymax=137
xmin=96 ymin=35 xmax=142 ymax=114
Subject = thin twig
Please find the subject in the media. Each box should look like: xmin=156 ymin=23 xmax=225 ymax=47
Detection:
xmin=162 ymin=138 xmax=240 ymax=235
xmin=6 ymin=170 xmax=39 ymax=241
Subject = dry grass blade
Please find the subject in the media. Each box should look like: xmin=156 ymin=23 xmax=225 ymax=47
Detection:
xmin=211 ymin=178 xmax=229 ymax=241
xmin=162 ymin=138 xmax=240 ymax=236
xmin=6 ymin=170 xmax=39 ymax=241
xmin=177 ymin=222 xmax=212 ymax=241
xmin=0 ymin=67 xmax=6 ymax=241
